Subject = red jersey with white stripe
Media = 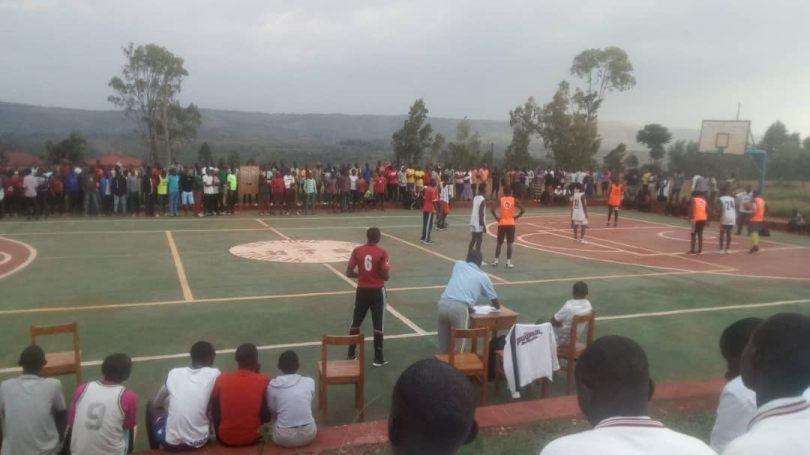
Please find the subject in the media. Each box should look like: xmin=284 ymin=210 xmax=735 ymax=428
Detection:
xmin=349 ymin=244 xmax=390 ymax=288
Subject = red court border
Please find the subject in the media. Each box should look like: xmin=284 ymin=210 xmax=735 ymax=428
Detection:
xmin=0 ymin=237 xmax=36 ymax=280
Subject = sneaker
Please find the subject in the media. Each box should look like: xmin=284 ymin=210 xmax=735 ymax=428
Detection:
xmin=480 ymin=261 xmax=488 ymax=266
xmin=579 ymin=239 xmax=588 ymax=244
xmin=491 ymin=259 xmax=499 ymax=267
xmin=424 ymin=240 xmax=434 ymax=244
xmin=716 ymin=249 xmax=725 ymax=254
xmin=372 ymin=359 xmax=389 ymax=368
xmin=749 ymin=246 xmax=759 ymax=254
xmin=506 ymin=261 xmax=514 ymax=269
xmin=686 ymin=251 xmax=697 ymax=255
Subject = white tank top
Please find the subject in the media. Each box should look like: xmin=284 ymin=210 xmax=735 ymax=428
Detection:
xmin=571 ymin=192 xmax=587 ymax=221
xmin=720 ymin=195 xmax=737 ymax=226
xmin=470 ymin=195 xmax=487 ymax=227
xmin=71 ymin=381 xmax=127 ymax=455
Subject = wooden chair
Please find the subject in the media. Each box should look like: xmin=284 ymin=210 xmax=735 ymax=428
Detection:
xmin=495 ymin=350 xmax=550 ymax=398
xmin=435 ymin=328 xmax=489 ymax=404
xmin=557 ymin=312 xmax=595 ymax=394
xmin=30 ymin=322 xmax=81 ymax=384
xmin=318 ymin=333 xmax=364 ymax=413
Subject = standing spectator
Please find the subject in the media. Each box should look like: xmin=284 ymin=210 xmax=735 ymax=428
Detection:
xmin=126 ymin=169 xmax=140 ymax=216
xmin=539 ymin=336 xmax=715 ymax=455
xmin=67 ymin=353 xmax=137 ymax=454
xmin=141 ymin=166 xmax=155 ymax=217
xmin=270 ymin=171 xmax=285 ymax=216
xmin=203 ymin=168 xmax=217 ymax=216
xmin=147 ymin=341 xmax=220 ymax=450
xmin=100 ymin=170 xmax=113 ymax=216
xmin=339 ymin=169 xmax=351 ymax=213
xmin=397 ymin=165 xmax=407 ymax=202
xmin=112 ymin=168 xmax=128 ymax=215
xmin=302 ymin=171 xmax=317 ymax=215
xmin=211 ymin=344 xmax=270 ymax=447
xmin=35 ymin=169 xmax=50 ymax=219
xmin=748 ymin=191 xmax=766 ymax=254
xmin=257 ymin=167 xmax=270 ymax=216
xmin=373 ymin=171 xmax=386 ymax=211
xmin=0 ymin=345 xmax=68 ymax=455
xmin=168 ymin=168 xmax=181 ymax=217
xmin=48 ymin=170 xmax=64 ymax=215
xmin=193 ymin=167 xmax=204 ymax=217
xmin=225 ymin=168 xmax=237 ymax=215
xmin=735 ymin=185 xmax=753 ymax=236
xmin=600 ymin=169 xmax=611 ymax=197
xmin=722 ymin=313 xmax=810 ymax=455
xmin=420 ymin=181 xmax=438 ymax=244
xmin=490 ymin=167 xmax=501 ymax=200
xmin=709 ymin=318 xmax=761 ymax=453
xmin=385 ymin=165 xmax=399 ymax=204
xmin=156 ymin=169 xmax=168 ymax=216
xmin=65 ymin=167 xmax=81 ymax=213
xmin=180 ymin=168 xmax=194 ymax=216
xmin=388 ymin=359 xmax=478 ymax=455
xmin=266 ymin=351 xmax=317 ymax=448
xmin=22 ymin=168 xmax=38 ymax=220
xmin=478 ymin=165 xmax=489 ymax=198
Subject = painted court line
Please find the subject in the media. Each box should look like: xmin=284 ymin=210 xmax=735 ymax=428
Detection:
xmin=0 ymin=331 xmax=439 ymax=375
xmin=4 ymin=295 xmax=809 ymax=374
xmin=0 ymin=237 xmax=38 ymax=280
xmin=0 ymin=269 xmax=734 ymax=317
xmin=381 ymin=231 xmax=508 ymax=284
xmin=598 ymin=298 xmax=810 ymax=322
xmin=165 ymin=231 xmax=194 ymax=301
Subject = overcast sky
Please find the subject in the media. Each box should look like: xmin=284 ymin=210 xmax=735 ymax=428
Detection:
xmin=1 ymin=0 xmax=808 ymax=135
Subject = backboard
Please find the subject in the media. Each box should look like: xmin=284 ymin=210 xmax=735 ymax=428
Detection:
xmin=698 ymin=120 xmax=750 ymax=155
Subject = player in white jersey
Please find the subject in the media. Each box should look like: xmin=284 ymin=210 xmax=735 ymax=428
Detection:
xmin=570 ymin=183 xmax=589 ymax=243
xmin=717 ymin=187 xmax=736 ymax=254
xmin=468 ymin=187 xmax=487 ymax=254
xmin=436 ymin=176 xmax=451 ymax=230
xmin=68 ymin=354 xmax=137 ymax=455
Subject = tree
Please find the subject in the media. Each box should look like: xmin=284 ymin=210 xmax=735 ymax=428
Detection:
xmin=636 ymin=124 xmax=672 ymax=163
xmin=429 ymin=133 xmax=446 ymax=165
xmin=45 ymin=132 xmax=87 ymax=164
xmin=447 ymin=118 xmax=484 ymax=169
xmin=570 ymin=47 xmax=636 ymax=123
xmin=535 ymin=47 xmax=635 ymax=170
xmin=602 ymin=143 xmax=627 ymax=173
xmin=759 ymin=121 xmax=801 ymax=180
xmin=391 ymin=99 xmax=433 ymax=165
xmin=623 ymin=153 xmax=639 ymax=169
xmin=197 ymin=142 xmax=213 ymax=164
xmin=108 ymin=43 xmax=201 ymax=165
xmin=505 ymin=97 xmax=539 ymax=169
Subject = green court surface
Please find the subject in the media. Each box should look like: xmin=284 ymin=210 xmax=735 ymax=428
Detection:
xmin=1 ymin=208 xmax=809 ymax=451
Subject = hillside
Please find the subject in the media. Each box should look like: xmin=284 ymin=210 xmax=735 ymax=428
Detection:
xmin=0 ymin=101 xmax=698 ymax=164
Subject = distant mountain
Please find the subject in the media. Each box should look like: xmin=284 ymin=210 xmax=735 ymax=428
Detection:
xmin=0 ymin=101 xmax=698 ymax=164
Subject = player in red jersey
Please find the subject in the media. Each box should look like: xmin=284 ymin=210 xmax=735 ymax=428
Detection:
xmin=346 ymin=227 xmax=391 ymax=367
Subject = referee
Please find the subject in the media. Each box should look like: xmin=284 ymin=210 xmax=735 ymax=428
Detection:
xmin=346 ymin=227 xmax=391 ymax=367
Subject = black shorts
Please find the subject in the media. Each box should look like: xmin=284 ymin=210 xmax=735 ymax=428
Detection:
xmin=351 ymin=287 xmax=386 ymax=333
xmin=497 ymin=225 xmax=516 ymax=244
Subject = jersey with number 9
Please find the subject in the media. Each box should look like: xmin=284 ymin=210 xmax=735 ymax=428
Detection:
xmin=349 ymin=244 xmax=390 ymax=288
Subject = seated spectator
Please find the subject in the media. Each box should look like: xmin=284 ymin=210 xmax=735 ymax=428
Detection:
xmin=539 ymin=336 xmax=715 ymax=455
xmin=147 ymin=341 xmax=220 ymax=450
xmin=388 ymin=359 xmax=478 ymax=455
xmin=709 ymin=318 xmax=762 ymax=452
xmin=0 ymin=345 xmax=67 ymax=455
xmin=266 ymin=350 xmax=316 ymax=448
xmin=67 ymin=353 xmax=137 ymax=454
xmin=211 ymin=344 xmax=270 ymax=447
xmin=788 ymin=208 xmax=807 ymax=233
xmin=539 ymin=281 xmax=592 ymax=347
xmin=722 ymin=313 xmax=810 ymax=455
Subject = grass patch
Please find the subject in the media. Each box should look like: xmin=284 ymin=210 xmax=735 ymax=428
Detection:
xmin=763 ymin=181 xmax=810 ymax=218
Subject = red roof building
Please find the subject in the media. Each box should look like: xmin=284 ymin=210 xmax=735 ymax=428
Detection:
xmin=1 ymin=150 xmax=44 ymax=167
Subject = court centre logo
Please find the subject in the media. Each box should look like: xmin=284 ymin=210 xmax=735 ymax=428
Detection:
xmin=229 ymin=240 xmax=358 ymax=264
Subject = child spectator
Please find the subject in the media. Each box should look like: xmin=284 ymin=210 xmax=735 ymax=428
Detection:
xmin=68 ymin=353 xmax=137 ymax=454
xmin=147 ymin=341 xmax=220 ymax=450
xmin=709 ymin=318 xmax=761 ymax=452
xmin=541 ymin=281 xmax=593 ymax=346
xmin=0 ymin=345 xmax=68 ymax=455
xmin=266 ymin=351 xmax=316 ymax=448
xmin=788 ymin=208 xmax=807 ymax=233
xmin=211 ymin=344 xmax=270 ymax=447
xmin=388 ymin=359 xmax=478 ymax=455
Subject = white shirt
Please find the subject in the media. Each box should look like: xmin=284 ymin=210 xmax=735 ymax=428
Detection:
xmin=710 ymin=376 xmax=756 ymax=453
xmin=540 ymin=416 xmax=716 ymax=455
xmin=722 ymin=397 xmax=810 ymax=455
xmin=503 ymin=323 xmax=559 ymax=396
xmin=470 ymin=195 xmax=486 ymax=231
xmin=349 ymin=175 xmax=358 ymax=190
xmin=736 ymin=191 xmax=752 ymax=214
xmin=553 ymin=299 xmax=592 ymax=346
xmin=202 ymin=175 xmax=216 ymax=195
xmin=440 ymin=184 xmax=450 ymax=203
xmin=160 ymin=366 xmax=221 ymax=448
xmin=266 ymin=374 xmax=315 ymax=429
xmin=719 ymin=195 xmax=737 ymax=226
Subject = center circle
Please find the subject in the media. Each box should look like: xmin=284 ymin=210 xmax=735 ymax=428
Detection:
xmin=229 ymin=240 xmax=358 ymax=264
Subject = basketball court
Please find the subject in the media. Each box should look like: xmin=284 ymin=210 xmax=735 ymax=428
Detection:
xmin=0 ymin=208 xmax=808 ymax=450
